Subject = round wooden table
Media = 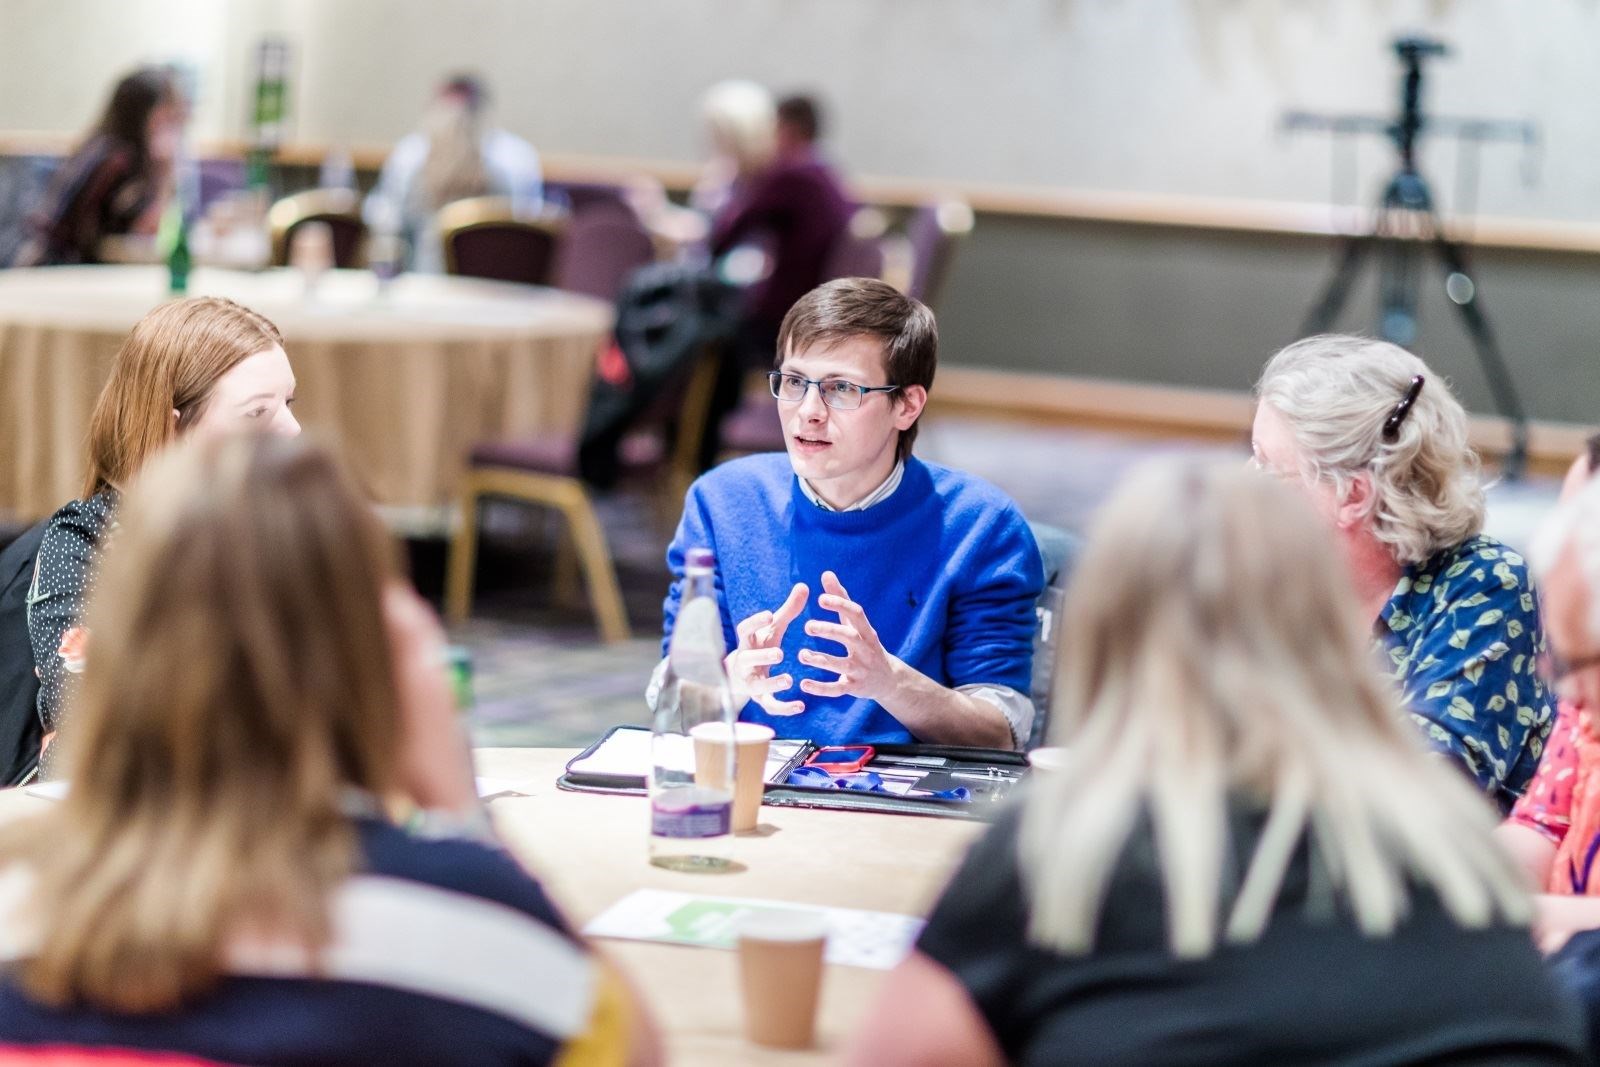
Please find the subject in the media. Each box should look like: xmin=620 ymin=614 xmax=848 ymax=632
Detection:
xmin=0 ymin=266 xmax=613 ymax=522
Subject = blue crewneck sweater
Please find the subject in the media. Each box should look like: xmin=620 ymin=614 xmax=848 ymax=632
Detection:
xmin=662 ymin=454 xmax=1043 ymax=745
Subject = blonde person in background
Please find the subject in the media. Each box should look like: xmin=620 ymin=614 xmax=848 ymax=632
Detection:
xmin=0 ymin=434 xmax=660 ymax=1067
xmin=847 ymin=461 xmax=1586 ymax=1067
xmin=1252 ymin=334 xmax=1552 ymax=813
xmin=22 ymin=297 xmax=298 ymax=780
xmin=364 ymin=73 xmax=543 ymax=272
xmin=627 ymin=79 xmax=777 ymax=248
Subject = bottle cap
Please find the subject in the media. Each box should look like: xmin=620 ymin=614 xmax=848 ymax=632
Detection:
xmin=686 ymin=548 xmax=716 ymax=570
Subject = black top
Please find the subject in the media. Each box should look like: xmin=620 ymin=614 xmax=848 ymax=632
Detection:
xmin=25 ymin=492 xmax=118 ymax=777
xmin=918 ymin=801 xmax=1588 ymax=1067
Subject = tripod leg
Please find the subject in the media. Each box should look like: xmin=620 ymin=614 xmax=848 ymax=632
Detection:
xmin=1302 ymin=234 xmax=1376 ymax=335
xmin=1431 ymin=236 xmax=1530 ymax=479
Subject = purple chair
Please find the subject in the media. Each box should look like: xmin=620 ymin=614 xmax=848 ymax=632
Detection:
xmin=546 ymin=180 xmax=631 ymax=215
xmin=903 ymin=199 xmax=975 ymax=310
xmin=438 ymin=196 xmax=565 ymax=286
xmin=554 ymin=204 xmax=657 ymax=303
xmin=820 ymin=206 xmax=895 ymax=283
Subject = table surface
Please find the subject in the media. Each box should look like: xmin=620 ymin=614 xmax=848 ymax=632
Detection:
xmin=0 ymin=748 xmax=982 ymax=1066
xmin=0 ymin=266 xmax=613 ymax=340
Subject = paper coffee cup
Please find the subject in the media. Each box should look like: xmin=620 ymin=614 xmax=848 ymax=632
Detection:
xmin=691 ymin=722 xmax=774 ymax=833
xmin=737 ymin=909 xmax=828 ymax=1049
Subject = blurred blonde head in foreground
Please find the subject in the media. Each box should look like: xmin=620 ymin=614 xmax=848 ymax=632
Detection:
xmin=0 ymin=433 xmax=402 ymax=1012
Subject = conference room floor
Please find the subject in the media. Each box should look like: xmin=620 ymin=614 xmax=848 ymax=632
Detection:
xmin=449 ymin=413 xmax=1561 ymax=748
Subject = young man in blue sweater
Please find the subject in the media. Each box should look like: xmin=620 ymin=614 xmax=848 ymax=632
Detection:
xmin=656 ymin=277 xmax=1043 ymax=749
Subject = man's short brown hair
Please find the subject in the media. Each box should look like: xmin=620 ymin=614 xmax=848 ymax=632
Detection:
xmin=775 ymin=278 xmax=937 ymax=462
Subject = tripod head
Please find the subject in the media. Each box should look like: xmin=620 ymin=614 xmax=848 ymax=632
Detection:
xmin=1393 ymin=36 xmax=1448 ymax=172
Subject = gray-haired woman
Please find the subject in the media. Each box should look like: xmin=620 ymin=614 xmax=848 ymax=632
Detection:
xmin=1250 ymin=334 xmax=1551 ymax=812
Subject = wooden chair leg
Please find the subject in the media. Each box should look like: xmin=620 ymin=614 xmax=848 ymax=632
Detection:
xmin=551 ymin=524 xmax=582 ymax=608
xmin=556 ymin=495 xmax=631 ymax=644
xmin=445 ymin=480 xmax=484 ymax=624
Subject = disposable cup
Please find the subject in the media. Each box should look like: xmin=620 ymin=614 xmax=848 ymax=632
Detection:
xmin=737 ymin=909 xmax=828 ymax=1049
xmin=690 ymin=721 xmax=774 ymax=832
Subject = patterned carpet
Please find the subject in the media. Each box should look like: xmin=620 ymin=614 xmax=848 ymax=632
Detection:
xmin=444 ymin=413 xmax=1558 ymax=749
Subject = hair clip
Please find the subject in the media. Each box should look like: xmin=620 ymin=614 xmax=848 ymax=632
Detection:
xmin=1382 ymin=375 xmax=1425 ymax=440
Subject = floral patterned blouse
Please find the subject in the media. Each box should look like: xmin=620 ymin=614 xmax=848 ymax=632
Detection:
xmin=1375 ymin=533 xmax=1553 ymax=813
xmin=1509 ymin=702 xmax=1600 ymax=894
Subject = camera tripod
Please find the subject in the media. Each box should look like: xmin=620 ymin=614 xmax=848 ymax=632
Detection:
xmin=1287 ymin=38 xmax=1535 ymax=478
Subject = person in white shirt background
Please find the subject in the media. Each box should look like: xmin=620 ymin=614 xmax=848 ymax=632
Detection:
xmin=363 ymin=73 xmax=543 ymax=273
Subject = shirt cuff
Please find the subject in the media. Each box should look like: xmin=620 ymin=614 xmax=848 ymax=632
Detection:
xmin=958 ymin=684 xmax=1034 ymax=750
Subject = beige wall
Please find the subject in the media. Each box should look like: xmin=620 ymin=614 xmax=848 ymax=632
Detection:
xmin=1 ymin=0 xmax=1597 ymax=221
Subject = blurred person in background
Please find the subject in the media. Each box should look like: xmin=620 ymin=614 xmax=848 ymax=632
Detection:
xmin=848 ymin=460 xmax=1587 ymax=1067
xmin=23 ymin=297 xmax=298 ymax=778
xmin=1252 ymin=334 xmax=1551 ymax=813
xmin=14 ymin=66 xmax=187 ymax=267
xmin=701 ymin=91 xmax=855 ymax=466
xmin=0 ymin=434 xmax=661 ymax=1067
xmin=364 ymin=73 xmax=542 ymax=272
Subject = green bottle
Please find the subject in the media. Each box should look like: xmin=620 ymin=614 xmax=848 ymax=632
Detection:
xmin=167 ymin=213 xmax=191 ymax=294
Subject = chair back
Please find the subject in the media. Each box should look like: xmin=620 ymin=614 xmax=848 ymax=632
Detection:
xmin=439 ymin=195 xmax=565 ymax=286
xmin=1025 ymin=520 xmax=1080 ymax=751
xmin=547 ymin=180 xmax=630 ymax=215
xmin=903 ymin=199 xmax=974 ymax=310
xmin=554 ymin=204 xmax=656 ymax=302
xmin=0 ymin=155 xmax=60 ymax=267
xmin=268 ymin=188 xmax=366 ymax=267
xmin=821 ymin=206 xmax=891 ymax=283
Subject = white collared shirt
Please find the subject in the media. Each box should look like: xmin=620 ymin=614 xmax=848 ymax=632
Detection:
xmin=797 ymin=460 xmax=905 ymax=512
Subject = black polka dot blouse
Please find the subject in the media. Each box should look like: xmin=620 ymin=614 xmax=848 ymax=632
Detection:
xmin=25 ymin=490 xmax=117 ymax=775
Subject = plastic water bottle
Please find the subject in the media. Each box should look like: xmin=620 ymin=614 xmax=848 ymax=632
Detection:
xmin=649 ymin=548 xmax=736 ymax=871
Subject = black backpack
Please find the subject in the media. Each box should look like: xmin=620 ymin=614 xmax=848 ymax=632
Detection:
xmin=577 ymin=262 xmax=740 ymax=489
xmin=0 ymin=520 xmax=47 ymax=785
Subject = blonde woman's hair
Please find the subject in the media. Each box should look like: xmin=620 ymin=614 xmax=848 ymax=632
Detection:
xmin=701 ymin=79 xmax=776 ymax=177
xmin=420 ymin=96 xmax=490 ymax=211
xmin=1254 ymin=334 xmax=1485 ymax=563
xmin=1019 ymin=459 xmax=1528 ymax=958
xmin=81 ymin=296 xmax=284 ymax=498
xmin=0 ymin=433 xmax=402 ymax=1012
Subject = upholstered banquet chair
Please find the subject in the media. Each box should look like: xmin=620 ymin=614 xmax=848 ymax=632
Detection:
xmin=445 ymin=301 xmax=724 ymax=645
xmin=439 ymin=196 xmax=565 ymax=287
xmin=902 ymin=198 xmax=974 ymax=311
xmin=553 ymin=203 xmax=657 ymax=303
xmin=267 ymin=188 xmax=367 ymax=268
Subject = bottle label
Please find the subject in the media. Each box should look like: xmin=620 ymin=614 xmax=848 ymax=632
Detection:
xmin=651 ymin=794 xmax=731 ymax=838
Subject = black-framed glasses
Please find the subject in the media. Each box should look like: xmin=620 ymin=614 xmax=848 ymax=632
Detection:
xmin=1382 ymin=375 xmax=1426 ymax=440
xmin=1539 ymin=647 xmax=1600 ymax=687
xmin=768 ymin=371 xmax=900 ymax=411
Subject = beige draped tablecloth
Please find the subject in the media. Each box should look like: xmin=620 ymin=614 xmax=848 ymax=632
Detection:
xmin=0 ymin=266 xmax=613 ymax=521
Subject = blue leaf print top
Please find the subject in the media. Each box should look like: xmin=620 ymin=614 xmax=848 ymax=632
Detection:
xmin=1375 ymin=533 xmax=1553 ymax=813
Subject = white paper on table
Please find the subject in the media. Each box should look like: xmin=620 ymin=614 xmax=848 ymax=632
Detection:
xmin=582 ymin=888 xmax=923 ymax=971
xmin=569 ymin=727 xmax=806 ymax=785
